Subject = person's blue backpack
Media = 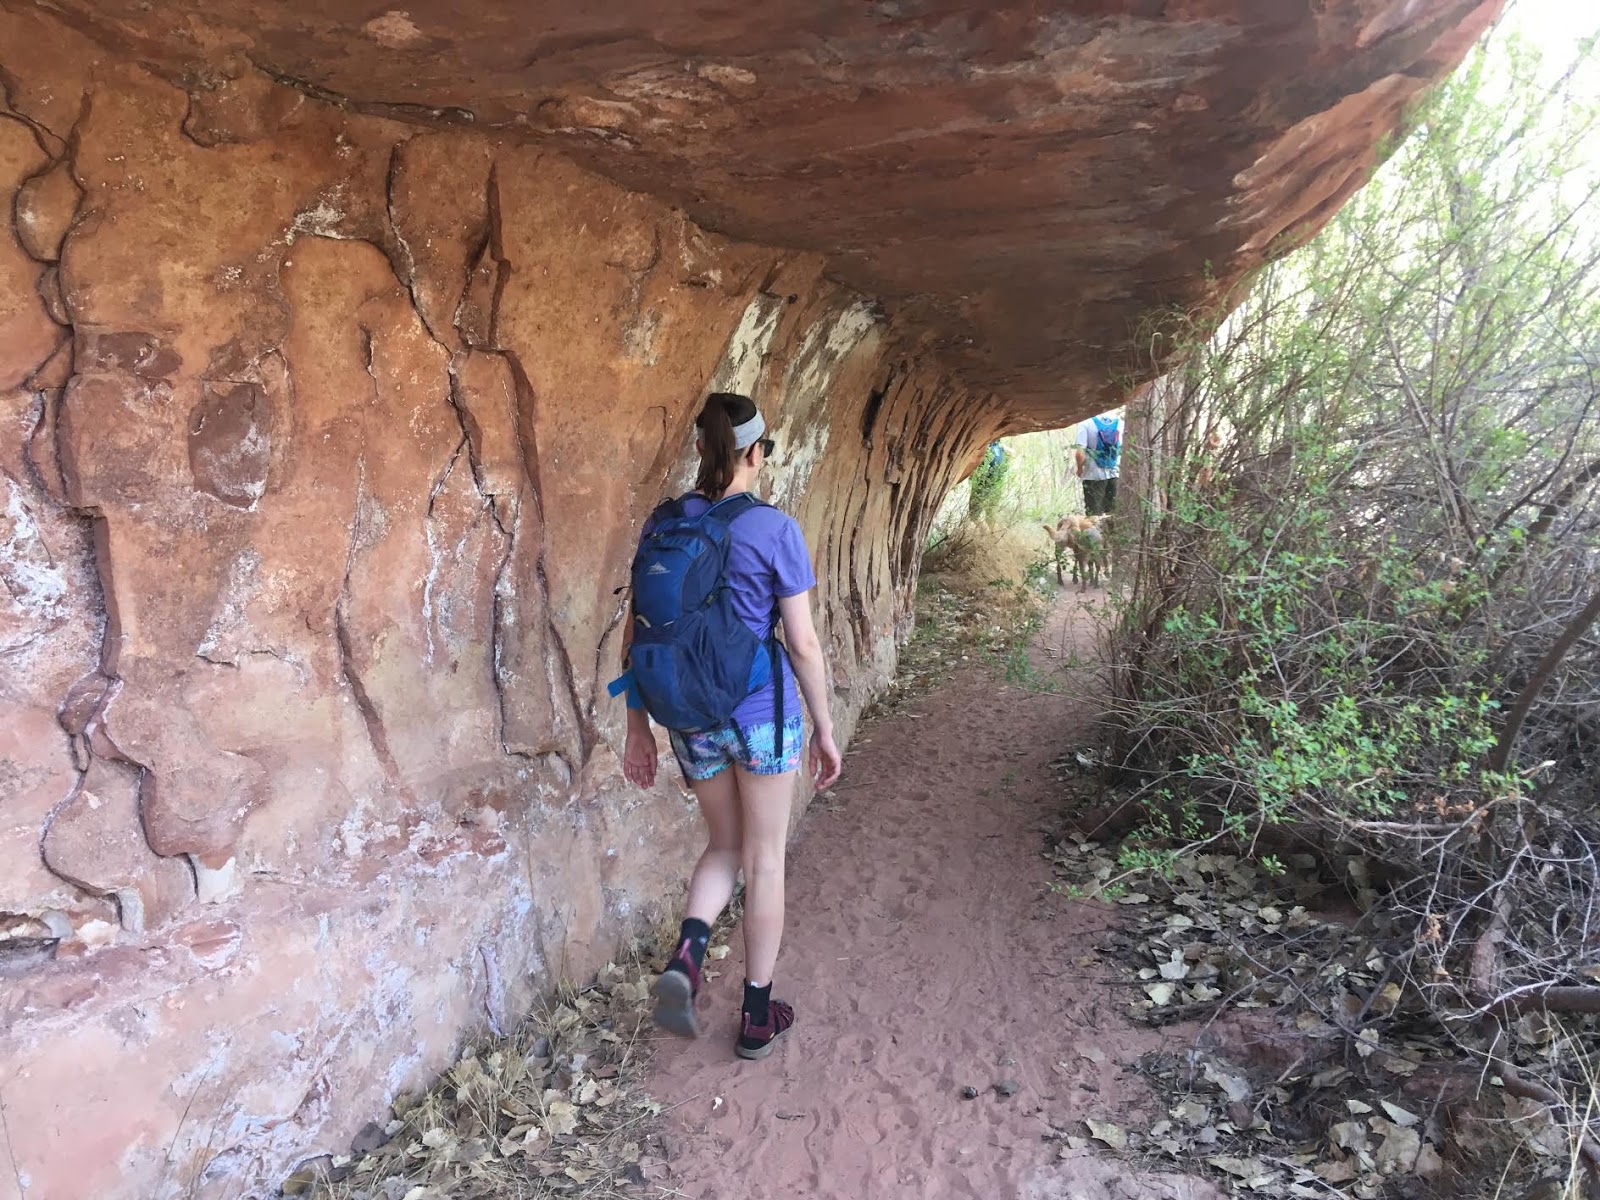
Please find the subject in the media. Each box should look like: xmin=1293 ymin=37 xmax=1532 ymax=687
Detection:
xmin=615 ymin=493 xmax=786 ymax=754
xmin=1089 ymin=415 xmax=1122 ymax=470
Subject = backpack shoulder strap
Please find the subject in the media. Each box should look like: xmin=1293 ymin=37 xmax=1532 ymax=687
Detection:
xmin=705 ymin=492 xmax=766 ymax=524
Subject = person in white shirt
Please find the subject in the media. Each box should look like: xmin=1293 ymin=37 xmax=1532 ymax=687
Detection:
xmin=1072 ymin=410 xmax=1124 ymax=515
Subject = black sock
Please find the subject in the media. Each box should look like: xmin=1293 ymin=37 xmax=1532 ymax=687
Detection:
xmin=742 ymin=980 xmax=772 ymax=1025
xmin=669 ymin=918 xmax=712 ymax=973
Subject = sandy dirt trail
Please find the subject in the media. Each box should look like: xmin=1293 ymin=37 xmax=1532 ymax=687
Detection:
xmin=639 ymin=592 xmax=1222 ymax=1200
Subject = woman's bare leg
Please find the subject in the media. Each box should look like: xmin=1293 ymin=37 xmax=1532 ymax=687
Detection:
xmin=685 ymin=768 xmax=743 ymax=926
xmin=733 ymin=767 xmax=796 ymax=985
xmin=653 ymin=767 xmax=745 ymax=1038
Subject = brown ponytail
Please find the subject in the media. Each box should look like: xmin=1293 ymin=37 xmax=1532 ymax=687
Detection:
xmin=694 ymin=392 xmax=757 ymax=499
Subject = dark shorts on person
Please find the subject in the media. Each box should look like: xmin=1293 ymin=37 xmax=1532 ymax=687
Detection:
xmin=1082 ymin=477 xmax=1117 ymax=516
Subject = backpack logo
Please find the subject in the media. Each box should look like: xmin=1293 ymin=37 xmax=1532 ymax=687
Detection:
xmin=646 ymin=562 xmax=671 ymax=575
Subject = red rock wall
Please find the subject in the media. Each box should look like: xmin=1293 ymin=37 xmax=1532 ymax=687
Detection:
xmin=0 ymin=13 xmax=997 ymax=1197
xmin=7 ymin=0 xmax=1505 ymax=418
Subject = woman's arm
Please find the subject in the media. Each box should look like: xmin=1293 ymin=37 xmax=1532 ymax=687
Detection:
xmin=778 ymin=590 xmax=842 ymax=789
xmin=620 ymin=601 xmax=658 ymax=788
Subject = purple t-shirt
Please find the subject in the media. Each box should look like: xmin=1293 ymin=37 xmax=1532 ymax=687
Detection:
xmin=641 ymin=493 xmax=816 ymax=729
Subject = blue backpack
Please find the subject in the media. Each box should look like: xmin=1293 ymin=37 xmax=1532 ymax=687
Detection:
xmin=1088 ymin=416 xmax=1122 ymax=470
xmin=618 ymin=493 xmax=785 ymax=752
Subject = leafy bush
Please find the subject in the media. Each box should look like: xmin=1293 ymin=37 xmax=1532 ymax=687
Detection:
xmin=966 ymin=443 xmax=1009 ymax=521
xmin=1113 ymin=34 xmax=1600 ymax=840
xmin=1105 ymin=31 xmax=1600 ymax=1191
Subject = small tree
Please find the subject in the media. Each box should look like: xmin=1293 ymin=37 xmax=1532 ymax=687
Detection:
xmin=966 ymin=441 xmax=1010 ymax=522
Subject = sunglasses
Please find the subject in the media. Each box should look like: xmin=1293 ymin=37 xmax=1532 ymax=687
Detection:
xmin=756 ymin=437 xmax=776 ymax=460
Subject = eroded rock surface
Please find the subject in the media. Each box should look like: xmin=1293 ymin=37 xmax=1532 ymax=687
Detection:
xmin=24 ymin=0 xmax=1502 ymax=418
xmin=0 ymin=2 xmax=1496 ymax=1196
xmin=0 ymin=15 xmax=979 ymax=1197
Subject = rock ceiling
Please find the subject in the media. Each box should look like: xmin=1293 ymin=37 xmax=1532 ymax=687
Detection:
xmin=24 ymin=0 xmax=1501 ymax=419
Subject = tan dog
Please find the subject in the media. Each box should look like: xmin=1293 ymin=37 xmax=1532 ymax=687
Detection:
xmin=1043 ymin=514 xmax=1109 ymax=590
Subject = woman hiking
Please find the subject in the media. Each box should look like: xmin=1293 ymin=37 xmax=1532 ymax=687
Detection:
xmin=617 ymin=391 xmax=842 ymax=1060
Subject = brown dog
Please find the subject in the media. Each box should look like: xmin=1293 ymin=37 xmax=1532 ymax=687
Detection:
xmin=1043 ymin=514 xmax=1109 ymax=590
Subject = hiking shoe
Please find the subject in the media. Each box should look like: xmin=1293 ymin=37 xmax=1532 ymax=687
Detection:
xmin=650 ymin=942 xmax=702 ymax=1038
xmin=735 ymin=999 xmax=795 ymax=1060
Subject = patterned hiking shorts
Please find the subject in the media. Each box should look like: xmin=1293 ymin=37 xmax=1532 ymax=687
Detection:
xmin=669 ymin=717 xmax=805 ymax=782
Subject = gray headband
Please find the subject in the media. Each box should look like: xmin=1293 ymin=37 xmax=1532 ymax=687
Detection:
xmin=730 ymin=411 xmax=767 ymax=450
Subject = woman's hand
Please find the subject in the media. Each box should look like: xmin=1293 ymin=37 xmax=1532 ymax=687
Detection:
xmin=623 ymin=721 xmax=658 ymax=789
xmin=810 ymin=726 xmax=842 ymax=790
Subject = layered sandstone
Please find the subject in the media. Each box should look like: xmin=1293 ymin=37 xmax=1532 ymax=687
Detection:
xmin=0 ymin=1 xmax=1497 ymax=1196
xmin=19 ymin=0 xmax=1503 ymax=419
